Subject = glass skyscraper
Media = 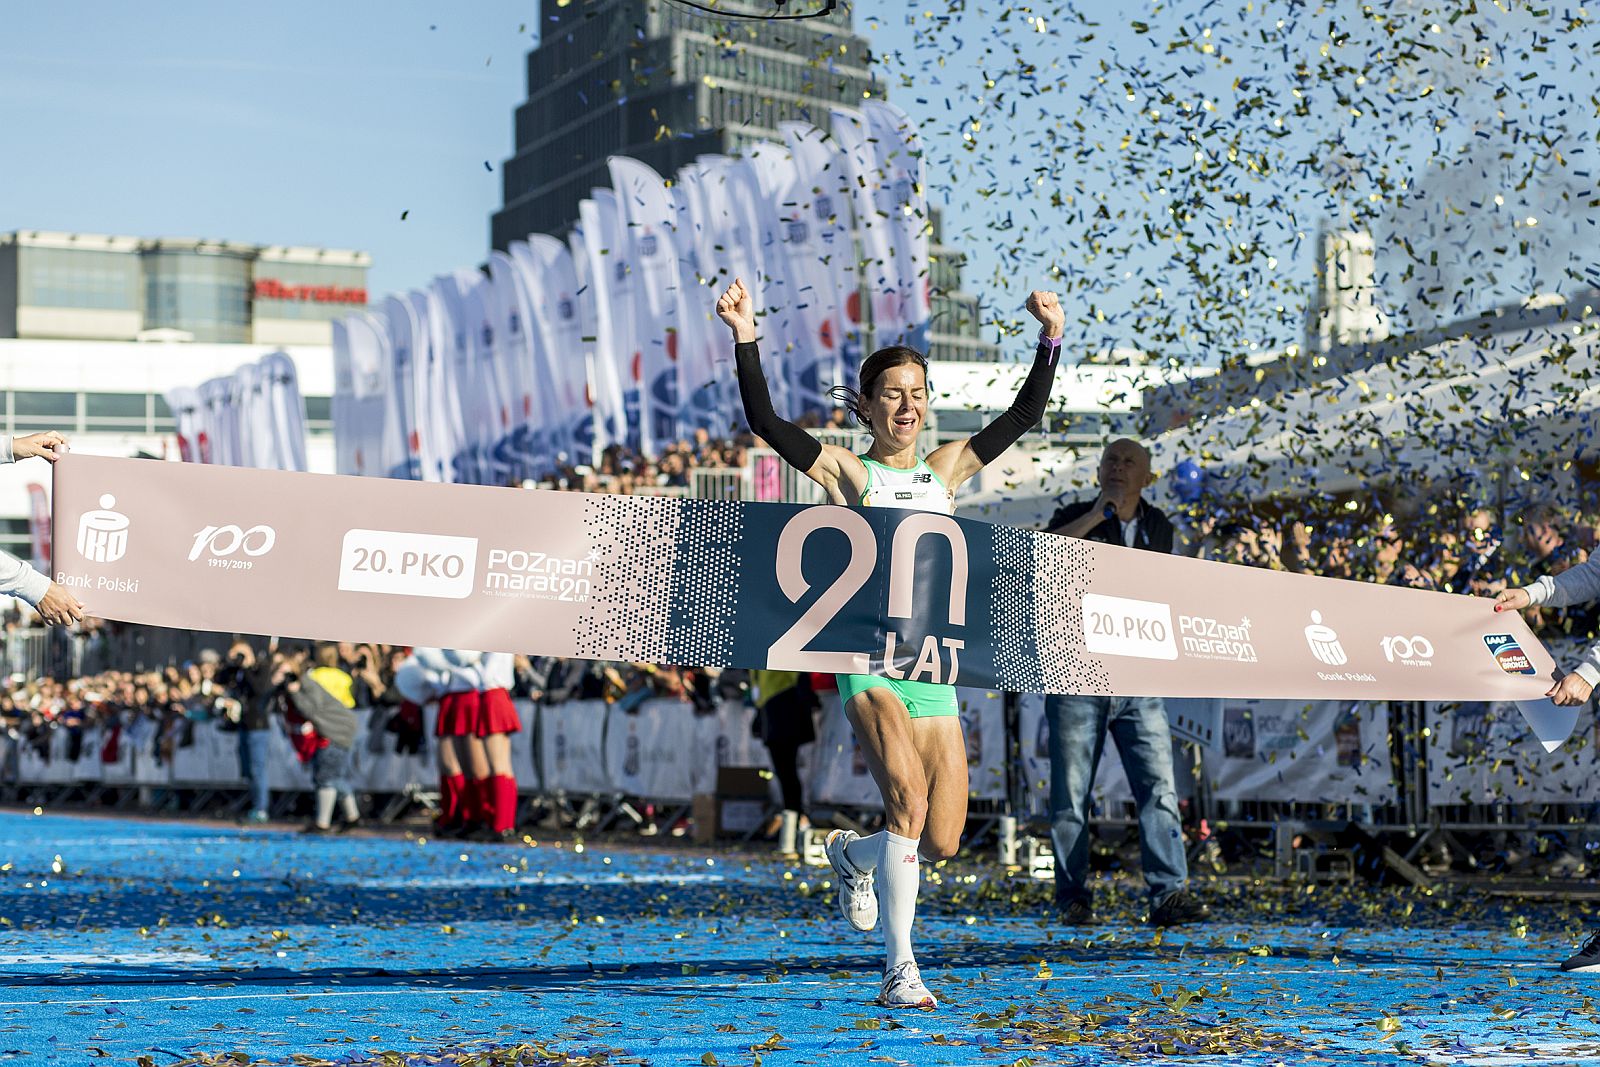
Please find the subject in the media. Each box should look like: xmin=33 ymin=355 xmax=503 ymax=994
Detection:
xmin=492 ymin=0 xmax=993 ymax=361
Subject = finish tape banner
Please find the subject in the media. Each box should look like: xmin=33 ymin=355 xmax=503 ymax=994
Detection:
xmin=52 ymin=455 xmax=1564 ymax=733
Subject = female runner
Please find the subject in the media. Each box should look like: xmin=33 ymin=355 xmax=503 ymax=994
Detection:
xmin=716 ymin=278 xmax=1064 ymax=1008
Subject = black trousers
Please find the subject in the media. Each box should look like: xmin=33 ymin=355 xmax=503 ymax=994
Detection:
xmin=764 ymin=738 xmax=806 ymax=813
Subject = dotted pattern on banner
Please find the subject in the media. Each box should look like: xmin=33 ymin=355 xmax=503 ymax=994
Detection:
xmin=664 ymin=500 xmax=744 ymax=667
xmin=574 ymin=495 xmax=681 ymax=662
xmin=991 ymin=523 xmax=1041 ymax=691
xmin=991 ymin=526 xmax=1108 ymax=694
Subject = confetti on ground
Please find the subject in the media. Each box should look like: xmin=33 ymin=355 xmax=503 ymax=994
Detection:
xmin=3 ymin=810 xmax=1600 ymax=1064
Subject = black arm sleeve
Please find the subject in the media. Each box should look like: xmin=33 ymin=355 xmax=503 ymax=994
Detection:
xmin=734 ymin=341 xmax=823 ymax=472
xmin=968 ymin=337 xmax=1061 ymax=465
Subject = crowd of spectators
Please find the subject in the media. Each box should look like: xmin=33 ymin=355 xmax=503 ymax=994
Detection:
xmin=0 ymin=638 xmax=743 ymax=786
xmin=1182 ymin=498 xmax=1600 ymax=641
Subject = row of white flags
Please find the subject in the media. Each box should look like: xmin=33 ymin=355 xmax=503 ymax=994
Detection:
xmin=332 ymin=101 xmax=933 ymax=482
xmin=165 ymin=351 xmax=309 ymax=472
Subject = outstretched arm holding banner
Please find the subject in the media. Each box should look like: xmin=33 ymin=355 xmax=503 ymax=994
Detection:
xmin=1 ymin=431 xmax=84 ymax=627
xmin=1495 ymin=557 xmax=1600 ymax=706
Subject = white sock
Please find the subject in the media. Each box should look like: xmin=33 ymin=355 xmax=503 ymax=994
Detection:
xmin=845 ymin=830 xmax=884 ymax=873
xmin=879 ymin=831 xmax=920 ymax=971
xmin=314 ymin=788 xmax=336 ymax=828
xmin=339 ymin=793 xmax=360 ymax=823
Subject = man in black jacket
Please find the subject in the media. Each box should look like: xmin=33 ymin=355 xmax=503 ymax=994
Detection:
xmin=1043 ymin=439 xmax=1206 ymax=927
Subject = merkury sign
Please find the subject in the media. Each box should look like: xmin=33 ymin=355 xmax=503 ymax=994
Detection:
xmin=253 ymin=278 xmax=367 ymax=305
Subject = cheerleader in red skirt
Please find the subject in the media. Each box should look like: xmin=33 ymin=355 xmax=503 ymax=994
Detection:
xmin=473 ymin=651 xmax=522 ymax=842
xmin=433 ymin=650 xmax=486 ymax=837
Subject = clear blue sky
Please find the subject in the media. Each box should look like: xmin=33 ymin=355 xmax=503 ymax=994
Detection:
xmin=3 ymin=2 xmax=1592 ymax=361
xmin=0 ymin=1 xmax=530 ymax=300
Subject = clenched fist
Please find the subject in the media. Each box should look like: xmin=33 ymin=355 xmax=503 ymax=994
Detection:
xmin=1026 ymin=291 xmax=1065 ymax=338
xmin=716 ymin=278 xmax=756 ymax=343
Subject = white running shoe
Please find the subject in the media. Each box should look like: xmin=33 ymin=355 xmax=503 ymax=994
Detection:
xmin=824 ymin=828 xmax=878 ymax=932
xmin=878 ymin=960 xmax=937 ymax=1009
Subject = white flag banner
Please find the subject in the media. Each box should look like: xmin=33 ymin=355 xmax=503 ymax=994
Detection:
xmin=486 ymin=250 xmax=548 ymax=482
xmin=700 ymin=154 xmax=794 ymax=424
xmin=258 ymin=351 xmax=308 ymax=472
xmin=830 ymin=107 xmax=899 ymax=355
xmin=461 ymin=276 xmax=514 ymax=486
xmin=503 ymin=243 xmax=565 ymax=476
xmin=579 ymin=190 xmax=643 ymax=453
xmin=411 ymin=288 xmax=456 ymax=483
xmin=332 ymin=320 xmax=360 ymax=476
xmin=232 ymin=360 xmax=268 ymax=468
xmin=609 ymin=156 xmax=684 ymax=452
xmin=197 ymin=375 xmax=241 ymax=467
xmin=863 ymin=101 xmax=933 ymax=353
xmin=380 ymin=294 xmax=423 ymax=480
xmin=518 ymin=236 xmax=593 ymax=465
xmin=569 ymin=223 xmax=624 ymax=454
xmin=429 ymin=273 xmax=482 ymax=484
xmin=783 ymin=121 xmax=864 ymax=406
xmin=332 ymin=309 xmax=391 ymax=477
xmin=668 ymin=165 xmax=727 ymax=433
xmin=745 ymin=142 xmax=828 ymax=419
xmin=164 ymin=385 xmax=203 ymax=463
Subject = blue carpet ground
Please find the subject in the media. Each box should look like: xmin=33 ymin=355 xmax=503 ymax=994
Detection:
xmin=1 ymin=810 xmax=1598 ymax=1065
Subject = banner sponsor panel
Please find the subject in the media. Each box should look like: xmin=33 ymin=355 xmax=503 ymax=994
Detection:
xmin=958 ymin=688 xmax=1008 ymax=802
xmin=692 ymin=700 xmax=771 ymax=796
xmin=539 ymin=699 xmax=612 ymax=795
xmin=1424 ymin=639 xmax=1600 ymax=805
xmin=54 ymin=456 xmax=1562 ymax=728
xmin=605 ymin=698 xmax=700 ymax=803
xmin=1018 ymin=693 xmax=1389 ymax=810
xmin=1207 ymin=699 xmax=1395 ymax=805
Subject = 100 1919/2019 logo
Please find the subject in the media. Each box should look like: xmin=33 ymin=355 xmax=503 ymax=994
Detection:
xmin=189 ymin=523 xmax=276 ymax=569
xmin=483 ymin=547 xmax=598 ymax=602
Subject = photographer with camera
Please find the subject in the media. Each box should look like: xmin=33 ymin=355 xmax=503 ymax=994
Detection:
xmin=224 ymin=639 xmax=280 ymax=825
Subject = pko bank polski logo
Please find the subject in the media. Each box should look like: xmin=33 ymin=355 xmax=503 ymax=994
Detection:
xmin=1304 ymin=611 xmax=1348 ymax=666
xmin=337 ymin=529 xmax=478 ymax=600
xmin=77 ymin=494 xmax=130 ymax=563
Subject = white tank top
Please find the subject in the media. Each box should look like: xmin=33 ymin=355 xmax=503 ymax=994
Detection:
xmin=855 ymin=456 xmax=953 ymax=515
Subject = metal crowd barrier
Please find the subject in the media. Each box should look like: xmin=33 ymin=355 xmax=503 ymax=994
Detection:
xmin=2 ymin=683 xmax=1595 ymax=888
